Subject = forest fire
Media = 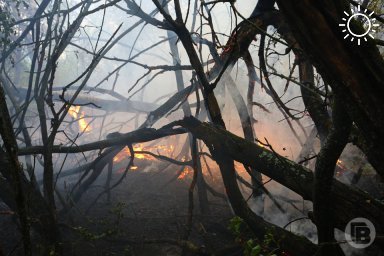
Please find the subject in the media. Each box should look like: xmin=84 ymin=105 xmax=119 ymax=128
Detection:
xmin=113 ymin=144 xmax=175 ymax=163
xmin=2 ymin=1 xmax=384 ymax=255
xmin=68 ymin=106 xmax=91 ymax=132
xmin=113 ymin=144 xmax=149 ymax=163
xmin=112 ymin=144 xmax=195 ymax=179
xmin=177 ymin=167 xmax=192 ymax=180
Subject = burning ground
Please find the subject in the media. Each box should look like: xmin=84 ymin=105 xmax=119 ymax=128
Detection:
xmin=0 ymin=141 xmax=235 ymax=255
xmin=2 ymin=131 xmax=381 ymax=255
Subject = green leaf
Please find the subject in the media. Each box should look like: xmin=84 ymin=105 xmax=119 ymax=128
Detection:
xmin=251 ymin=245 xmax=262 ymax=256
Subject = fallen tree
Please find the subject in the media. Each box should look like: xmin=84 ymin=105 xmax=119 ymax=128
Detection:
xmin=177 ymin=117 xmax=384 ymax=236
xmin=15 ymin=116 xmax=384 ymax=239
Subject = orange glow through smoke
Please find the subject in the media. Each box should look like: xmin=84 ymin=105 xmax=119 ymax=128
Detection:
xmin=113 ymin=144 xmax=175 ymax=163
xmin=177 ymin=167 xmax=192 ymax=180
xmin=68 ymin=106 xmax=91 ymax=132
xmin=112 ymin=144 xmax=194 ymax=179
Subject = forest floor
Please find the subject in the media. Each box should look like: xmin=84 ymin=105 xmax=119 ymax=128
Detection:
xmin=0 ymin=159 xmax=239 ymax=256
xmin=1 ymin=154 xmax=382 ymax=255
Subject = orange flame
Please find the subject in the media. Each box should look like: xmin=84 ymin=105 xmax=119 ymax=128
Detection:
xmin=113 ymin=144 xmax=175 ymax=163
xmin=336 ymin=159 xmax=348 ymax=177
xmin=112 ymin=144 xmax=195 ymax=180
xmin=68 ymin=106 xmax=91 ymax=132
xmin=177 ymin=167 xmax=192 ymax=180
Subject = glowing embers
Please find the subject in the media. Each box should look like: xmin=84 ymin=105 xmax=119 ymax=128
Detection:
xmin=336 ymin=159 xmax=348 ymax=177
xmin=68 ymin=106 xmax=91 ymax=132
xmin=113 ymin=145 xmax=149 ymax=164
xmin=112 ymin=144 xmax=195 ymax=180
xmin=177 ymin=167 xmax=192 ymax=180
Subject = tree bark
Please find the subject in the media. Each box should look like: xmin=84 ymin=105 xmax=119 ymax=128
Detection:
xmin=0 ymin=86 xmax=31 ymax=255
xmin=276 ymin=0 xmax=384 ymax=177
xmin=0 ymin=153 xmax=60 ymax=254
xmin=313 ymin=97 xmax=351 ymax=255
xmin=178 ymin=117 xmax=384 ymax=239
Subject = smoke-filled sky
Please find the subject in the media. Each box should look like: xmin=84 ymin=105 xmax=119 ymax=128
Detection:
xmin=46 ymin=0 xmax=309 ymax=160
xmin=5 ymin=0 xmax=338 ymax=163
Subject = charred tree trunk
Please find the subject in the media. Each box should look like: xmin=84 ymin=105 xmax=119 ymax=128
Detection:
xmin=298 ymin=59 xmax=331 ymax=144
xmin=0 ymin=86 xmax=31 ymax=255
xmin=0 ymin=154 xmax=60 ymax=254
xmin=313 ymin=97 xmax=351 ymax=255
xmin=194 ymin=126 xmax=318 ymax=255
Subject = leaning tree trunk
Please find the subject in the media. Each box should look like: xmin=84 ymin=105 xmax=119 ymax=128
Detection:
xmin=178 ymin=116 xmax=384 ymax=241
